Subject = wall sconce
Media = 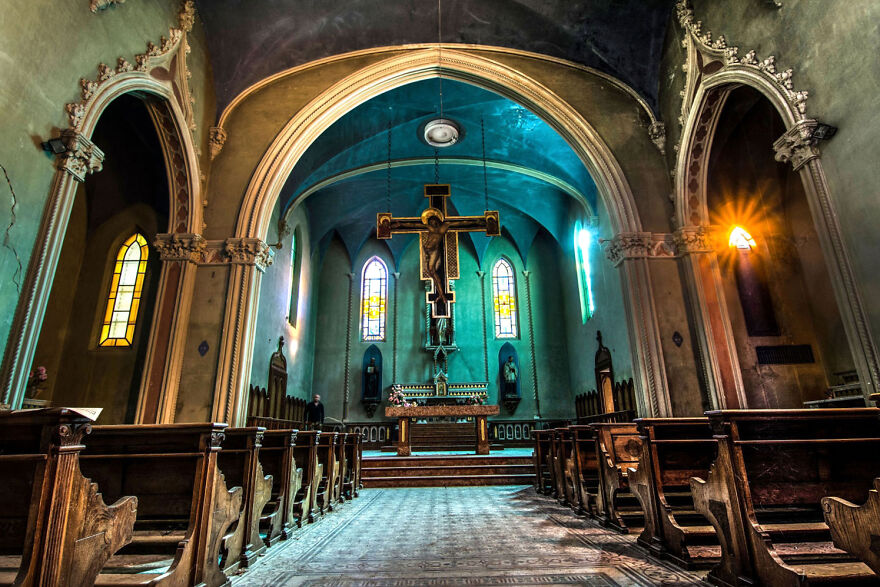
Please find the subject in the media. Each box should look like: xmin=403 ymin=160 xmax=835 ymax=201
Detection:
xmin=810 ymin=123 xmax=837 ymax=144
xmin=41 ymin=137 xmax=67 ymax=155
xmin=728 ymin=226 xmax=756 ymax=250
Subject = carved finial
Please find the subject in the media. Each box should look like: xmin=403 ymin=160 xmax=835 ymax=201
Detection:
xmin=277 ymin=336 xmax=285 ymax=353
xmin=596 ymin=330 xmax=603 ymax=348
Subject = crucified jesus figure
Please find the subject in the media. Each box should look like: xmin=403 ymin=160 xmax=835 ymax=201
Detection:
xmin=421 ymin=208 xmax=451 ymax=307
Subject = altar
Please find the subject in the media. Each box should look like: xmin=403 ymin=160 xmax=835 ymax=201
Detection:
xmin=385 ymin=404 xmax=500 ymax=456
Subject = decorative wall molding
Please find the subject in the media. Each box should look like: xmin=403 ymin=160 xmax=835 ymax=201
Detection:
xmin=673 ymin=225 xmax=714 ymax=254
xmin=90 ymin=0 xmax=124 ymax=13
xmin=208 ymin=126 xmax=228 ymax=160
xmin=602 ymin=232 xmax=676 ymax=266
xmin=154 ymin=233 xmax=274 ymax=271
xmin=522 ymin=270 xmax=541 ymax=418
xmin=773 ymin=119 xmax=821 ymax=171
xmin=647 ymin=121 xmax=666 ymax=155
xmin=56 ymin=130 xmax=105 ymax=182
xmin=343 ymin=272 xmax=355 ymax=421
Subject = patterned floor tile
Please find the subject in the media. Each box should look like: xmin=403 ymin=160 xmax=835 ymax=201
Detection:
xmin=232 ymin=487 xmax=706 ymax=587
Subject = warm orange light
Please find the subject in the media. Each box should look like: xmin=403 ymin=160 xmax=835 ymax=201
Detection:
xmin=728 ymin=226 xmax=756 ymax=250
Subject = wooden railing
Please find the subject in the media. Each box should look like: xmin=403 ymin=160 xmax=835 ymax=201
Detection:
xmin=576 ymin=410 xmax=635 ymax=425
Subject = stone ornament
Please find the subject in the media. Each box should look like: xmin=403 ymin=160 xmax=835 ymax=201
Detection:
xmin=153 ymin=233 xmax=274 ymax=271
xmin=208 ymin=126 xmax=228 ymax=160
xmin=90 ymin=0 xmax=124 ymax=13
xmin=773 ymin=119 xmax=822 ymax=171
xmin=56 ymin=130 xmax=105 ymax=182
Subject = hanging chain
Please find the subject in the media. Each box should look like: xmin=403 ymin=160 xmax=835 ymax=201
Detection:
xmin=434 ymin=147 xmax=440 ymax=183
xmin=481 ymin=116 xmax=489 ymax=212
xmin=437 ymin=0 xmax=443 ymax=120
xmin=386 ymin=118 xmax=392 ymax=213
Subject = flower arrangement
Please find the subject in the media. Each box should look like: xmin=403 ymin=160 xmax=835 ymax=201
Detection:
xmin=388 ymin=385 xmax=415 ymax=408
xmin=465 ymin=392 xmax=488 ymax=406
xmin=26 ymin=366 xmax=48 ymax=399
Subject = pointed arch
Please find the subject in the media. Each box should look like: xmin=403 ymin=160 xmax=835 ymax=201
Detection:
xmin=492 ymin=257 xmax=519 ymax=339
xmin=360 ymin=256 xmax=388 ymax=342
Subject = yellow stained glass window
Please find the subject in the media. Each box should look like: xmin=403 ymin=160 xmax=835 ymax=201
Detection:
xmin=361 ymin=257 xmax=387 ymax=341
xmin=99 ymin=233 xmax=148 ymax=347
xmin=492 ymin=258 xmax=518 ymax=338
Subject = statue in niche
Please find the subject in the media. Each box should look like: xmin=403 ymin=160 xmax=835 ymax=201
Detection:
xmin=364 ymin=357 xmax=380 ymax=400
xmin=502 ymin=356 xmax=518 ymax=398
xmin=430 ymin=314 xmax=453 ymax=347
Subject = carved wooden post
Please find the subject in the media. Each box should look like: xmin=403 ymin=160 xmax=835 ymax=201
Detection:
xmin=397 ymin=416 xmax=411 ymax=456
xmin=475 ymin=415 xmax=490 ymax=455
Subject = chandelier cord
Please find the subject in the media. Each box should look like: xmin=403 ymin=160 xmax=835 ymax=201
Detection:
xmin=434 ymin=147 xmax=440 ymax=183
xmin=386 ymin=117 xmax=392 ymax=213
xmin=481 ymin=116 xmax=489 ymax=212
xmin=437 ymin=0 xmax=443 ymax=121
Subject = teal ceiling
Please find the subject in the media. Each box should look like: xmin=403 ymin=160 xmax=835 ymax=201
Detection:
xmin=281 ymin=79 xmax=598 ymax=266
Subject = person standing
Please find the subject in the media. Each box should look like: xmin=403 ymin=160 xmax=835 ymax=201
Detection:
xmin=305 ymin=393 xmax=325 ymax=430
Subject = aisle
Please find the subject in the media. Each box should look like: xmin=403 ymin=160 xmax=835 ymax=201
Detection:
xmin=234 ymin=486 xmax=705 ymax=586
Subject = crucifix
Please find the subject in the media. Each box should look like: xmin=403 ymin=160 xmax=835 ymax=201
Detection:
xmin=377 ymin=184 xmax=500 ymax=318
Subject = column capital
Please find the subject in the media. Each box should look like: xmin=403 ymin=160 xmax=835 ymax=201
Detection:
xmin=153 ymin=233 xmax=206 ymax=263
xmin=224 ymin=238 xmax=274 ymax=271
xmin=673 ymin=225 xmax=714 ymax=255
xmin=56 ymin=129 xmax=104 ymax=181
xmin=773 ymin=119 xmax=821 ymax=170
xmin=602 ymin=232 xmax=676 ymax=266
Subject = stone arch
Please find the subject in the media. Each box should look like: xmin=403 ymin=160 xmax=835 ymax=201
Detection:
xmin=214 ymin=47 xmax=672 ymax=424
xmin=675 ymin=53 xmax=880 ymax=405
xmin=0 ymin=65 xmax=202 ymax=417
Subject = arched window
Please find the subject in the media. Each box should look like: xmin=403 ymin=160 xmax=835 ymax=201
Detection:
xmin=574 ymin=223 xmax=595 ymax=322
xmin=360 ymin=257 xmax=388 ymax=341
xmin=492 ymin=258 xmax=518 ymax=338
xmin=288 ymin=227 xmax=302 ymax=326
xmin=99 ymin=233 xmax=149 ymax=347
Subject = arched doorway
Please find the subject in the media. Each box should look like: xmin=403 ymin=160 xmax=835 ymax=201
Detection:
xmin=28 ymin=95 xmax=169 ymax=422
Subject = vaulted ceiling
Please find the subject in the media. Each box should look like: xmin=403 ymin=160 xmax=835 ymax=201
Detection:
xmin=195 ymin=0 xmax=676 ymax=113
xmin=280 ymin=79 xmax=598 ymax=267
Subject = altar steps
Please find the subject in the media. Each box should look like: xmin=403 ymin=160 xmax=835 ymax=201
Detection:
xmin=361 ymin=454 xmax=534 ymax=487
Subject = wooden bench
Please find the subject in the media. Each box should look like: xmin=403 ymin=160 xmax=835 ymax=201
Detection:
xmin=547 ymin=429 xmax=565 ymax=500
xmin=531 ymin=429 xmax=554 ymax=495
xmin=592 ymin=422 xmax=644 ymax=533
xmin=333 ymin=432 xmax=348 ymax=504
xmin=0 ymin=408 xmax=137 ymax=587
xmin=569 ymin=424 xmax=601 ymax=516
xmin=79 ymin=423 xmax=241 ymax=587
xmin=258 ymin=429 xmax=302 ymax=544
xmin=553 ymin=428 xmax=578 ymax=508
xmin=343 ymin=432 xmax=362 ymax=500
xmin=823 ymin=478 xmax=880 ymax=575
xmin=293 ymin=430 xmax=321 ymax=524
xmin=316 ymin=432 xmax=339 ymax=514
xmin=691 ymin=408 xmax=880 ymax=586
xmin=626 ymin=418 xmax=720 ymax=569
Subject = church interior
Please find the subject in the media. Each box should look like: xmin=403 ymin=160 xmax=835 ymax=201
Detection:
xmin=2 ymin=0 xmax=880 ymax=585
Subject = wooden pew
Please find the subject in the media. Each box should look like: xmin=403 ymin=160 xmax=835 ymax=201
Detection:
xmin=569 ymin=424 xmax=601 ymax=516
xmin=258 ymin=429 xmax=302 ymax=544
xmin=547 ymin=429 xmax=565 ymax=499
xmin=78 ymin=423 xmax=241 ymax=587
xmin=333 ymin=432 xmax=348 ymax=504
xmin=553 ymin=428 xmax=578 ymax=508
xmin=592 ymin=422 xmax=644 ymax=533
xmin=823 ymin=478 xmax=880 ymax=575
xmin=626 ymin=418 xmax=720 ymax=569
xmin=343 ymin=432 xmax=361 ymax=499
xmin=293 ymin=430 xmax=320 ymax=524
xmin=217 ymin=427 xmax=272 ymax=572
xmin=0 ymin=408 xmax=137 ymax=587
xmin=691 ymin=409 xmax=880 ymax=586
xmin=531 ymin=429 xmax=554 ymax=495
xmin=316 ymin=431 xmax=339 ymax=513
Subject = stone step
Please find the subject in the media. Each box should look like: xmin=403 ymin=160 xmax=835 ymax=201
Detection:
xmin=362 ymin=464 xmax=534 ymax=477
xmin=362 ymin=474 xmax=534 ymax=488
xmin=378 ymin=444 xmax=504 ymax=452
xmin=364 ymin=455 xmax=532 ymax=467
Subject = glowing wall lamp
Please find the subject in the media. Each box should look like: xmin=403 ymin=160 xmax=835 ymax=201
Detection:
xmin=728 ymin=226 xmax=756 ymax=250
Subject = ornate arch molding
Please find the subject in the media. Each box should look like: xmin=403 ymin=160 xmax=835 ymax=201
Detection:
xmin=214 ymin=47 xmax=672 ymax=424
xmin=673 ymin=0 xmax=880 ymax=403
xmin=0 ymin=2 xmax=204 ymax=415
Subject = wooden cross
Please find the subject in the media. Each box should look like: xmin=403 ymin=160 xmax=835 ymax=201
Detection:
xmin=377 ymin=184 xmax=500 ymax=318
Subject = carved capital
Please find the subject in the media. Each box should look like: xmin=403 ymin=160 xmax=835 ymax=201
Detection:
xmin=773 ymin=119 xmax=821 ymax=170
xmin=90 ymin=0 xmax=124 ymax=13
xmin=673 ymin=225 xmax=714 ymax=254
xmin=602 ymin=232 xmax=676 ymax=266
xmin=210 ymin=430 xmax=225 ymax=449
xmin=54 ymin=421 xmax=92 ymax=448
xmin=224 ymin=238 xmax=274 ymax=271
xmin=208 ymin=126 xmax=227 ymax=160
xmin=56 ymin=130 xmax=105 ymax=182
xmin=153 ymin=232 xmax=206 ymax=263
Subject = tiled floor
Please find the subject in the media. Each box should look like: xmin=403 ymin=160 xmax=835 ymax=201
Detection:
xmin=233 ymin=486 xmax=706 ymax=586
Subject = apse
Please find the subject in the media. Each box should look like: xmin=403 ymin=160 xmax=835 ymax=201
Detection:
xmin=249 ymin=77 xmax=633 ymax=424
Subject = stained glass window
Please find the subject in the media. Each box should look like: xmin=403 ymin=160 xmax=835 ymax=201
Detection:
xmin=361 ymin=257 xmax=388 ymax=341
xmin=574 ymin=224 xmax=596 ymax=323
xmin=288 ymin=228 xmax=301 ymax=326
xmin=99 ymin=233 xmax=149 ymax=347
xmin=492 ymin=258 xmax=518 ymax=338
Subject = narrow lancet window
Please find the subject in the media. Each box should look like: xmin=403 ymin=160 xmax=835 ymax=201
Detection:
xmin=99 ymin=233 xmax=148 ymax=347
xmin=361 ymin=257 xmax=388 ymax=341
xmin=492 ymin=258 xmax=518 ymax=338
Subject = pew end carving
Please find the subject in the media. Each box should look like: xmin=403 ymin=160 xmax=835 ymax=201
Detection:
xmin=822 ymin=477 xmax=880 ymax=576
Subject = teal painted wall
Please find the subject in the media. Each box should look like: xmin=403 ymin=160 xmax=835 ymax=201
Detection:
xmin=310 ymin=227 xmax=586 ymax=423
